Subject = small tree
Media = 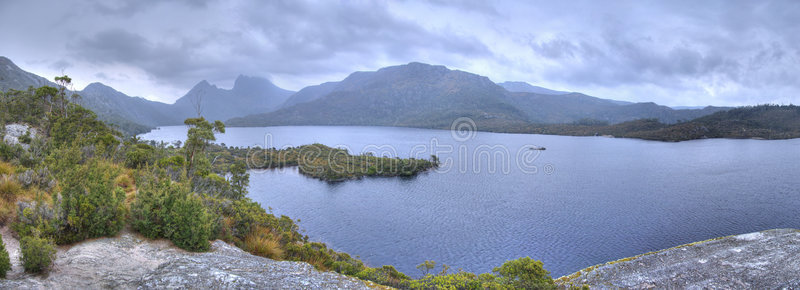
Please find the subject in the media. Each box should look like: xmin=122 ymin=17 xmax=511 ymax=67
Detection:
xmin=0 ymin=234 xmax=10 ymax=278
xmin=228 ymin=161 xmax=249 ymax=199
xmin=416 ymin=260 xmax=436 ymax=276
xmin=20 ymin=234 xmax=56 ymax=273
xmin=184 ymin=117 xmax=224 ymax=176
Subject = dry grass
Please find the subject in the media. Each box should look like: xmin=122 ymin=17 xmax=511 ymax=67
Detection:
xmin=0 ymin=175 xmax=22 ymax=200
xmin=0 ymin=161 xmax=14 ymax=176
xmin=243 ymin=226 xmax=284 ymax=260
xmin=0 ymin=175 xmax=35 ymax=224
xmin=115 ymin=170 xmax=138 ymax=206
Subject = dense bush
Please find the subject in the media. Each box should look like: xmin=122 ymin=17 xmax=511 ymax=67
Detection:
xmin=55 ymin=159 xmax=126 ymax=244
xmin=20 ymin=234 xmax=56 ymax=273
xmin=493 ymin=257 xmax=554 ymax=289
xmin=166 ymin=193 xmax=211 ymax=252
xmin=354 ymin=265 xmax=410 ymax=288
xmin=131 ymin=176 xmax=211 ymax=252
xmin=125 ymin=143 xmax=155 ymax=169
xmin=0 ymin=234 xmax=10 ymax=278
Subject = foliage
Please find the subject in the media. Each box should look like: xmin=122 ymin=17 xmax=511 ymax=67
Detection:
xmin=125 ymin=143 xmax=155 ymax=168
xmin=0 ymin=234 xmax=10 ymax=278
xmin=354 ymin=265 xmax=410 ymax=288
xmin=224 ymin=143 xmax=439 ymax=181
xmin=228 ymin=161 xmax=249 ymax=200
xmin=167 ymin=193 xmax=211 ymax=251
xmin=493 ymin=257 xmax=554 ymax=289
xmin=20 ymin=234 xmax=56 ymax=273
xmin=416 ymin=260 xmax=436 ymax=276
xmin=130 ymin=175 xmax=211 ymax=252
xmin=55 ymin=159 xmax=127 ymax=244
xmin=184 ymin=117 xmax=224 ymax=175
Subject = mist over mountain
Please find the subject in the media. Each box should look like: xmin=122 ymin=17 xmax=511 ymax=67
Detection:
xmin=173 ymin=76 xmax=294 ymax=122
xmin=498 ymin=81 xmax=570 ymax=95
xmin=280 ymin=81 xmax=340 ymax=109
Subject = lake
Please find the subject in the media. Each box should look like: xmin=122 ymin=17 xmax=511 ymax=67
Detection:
xmin=140 ymin=125 xmax=800 ymax=278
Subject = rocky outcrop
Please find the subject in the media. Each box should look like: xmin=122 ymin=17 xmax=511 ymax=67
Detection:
xmin=557 ymin=229 xmax=800 ymax=289
xmin=2 ymin=124 xmax=37 ymax=150
xmin=0 ymin=229 xmax=371 ymax=289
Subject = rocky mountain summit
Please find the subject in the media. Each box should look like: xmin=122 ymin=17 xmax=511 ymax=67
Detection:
xmin=0 ymin=228 xmax=371 ymax=289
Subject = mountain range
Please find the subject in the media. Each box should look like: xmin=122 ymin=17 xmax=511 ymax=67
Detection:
xmin=1 ymin=56 xmax=730 ymax=135
xmin=0 ymin=56 xmax=294 ymax=134
xmin=228 ymin=62 xmax=729 ymax=129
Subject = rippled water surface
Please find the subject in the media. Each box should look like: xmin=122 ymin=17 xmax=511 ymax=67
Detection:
xmin=141 ymin=125 xmax=800 ymax=277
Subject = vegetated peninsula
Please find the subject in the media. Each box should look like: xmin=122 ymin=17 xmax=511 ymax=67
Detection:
xmin=210 ymin=143 xmax=439 ymax=182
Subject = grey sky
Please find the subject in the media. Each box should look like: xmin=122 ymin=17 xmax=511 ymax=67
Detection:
xmin=1 ymin=0 xmax=797 ymax=106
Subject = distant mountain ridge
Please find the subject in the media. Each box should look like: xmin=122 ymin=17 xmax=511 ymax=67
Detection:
xmin=0 ymin=56 xmax=294 ymax=134
xmin=230 ymin=62 xmax=531 ymax=129
xmin=0 ymin=57 xmax=55 ymax=91
xmin=2 ymin=56 xmax=733 ymax=136
xmin=229 ymin=62 xmax=730 ymax=129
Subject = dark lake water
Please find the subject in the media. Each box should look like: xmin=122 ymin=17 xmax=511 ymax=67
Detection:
xmin=141 ymin=125 xmax=800 ymax=277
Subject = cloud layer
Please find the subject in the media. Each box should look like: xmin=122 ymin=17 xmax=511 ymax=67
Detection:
xmin=1 ymin=0 xmax=798 ymax=106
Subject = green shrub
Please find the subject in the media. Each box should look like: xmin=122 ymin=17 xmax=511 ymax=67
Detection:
xmin=0 ymin=234 xmax=10 ymax=278
xmin=130 ymin=179 xmax=176 ymax=239
xmin=55 ymin=159 xmax=126 ymax=244
xmin=355 ymin=265 xmax=410 ymax=288
xmin=493 ymin=257 xmax=555 ymax=289
xmin=131 ymin=177 xmax=211 ymax=252
xmin=125 ymin=144 xmax=155 ymax=169
xmin=166 ymin=194 xmax=211 ymax=252
xmin=20 ymin=234 xmax=56 ymax=273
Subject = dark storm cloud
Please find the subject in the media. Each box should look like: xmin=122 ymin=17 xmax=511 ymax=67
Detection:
xmin=514 ymin=0 xmax=800 ymax=105
xmin=2 ymin=0 xmax=798 ymax=105
xmin=235 ymin=1 xmax=490 ymax=70
xmin=62 ymin=0 xmax=490 ymax=94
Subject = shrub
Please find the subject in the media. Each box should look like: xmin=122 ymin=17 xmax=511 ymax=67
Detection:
xmin=55 ymin=159 xmax=126 ymax=244
xmin=131 ymin=177 xmax=212 ymax=252
xmin=354 ymin=265 xmax=410 ymax=288
xmin=125 ymin=144 xmax=155 ymax=169
xmin=166 ymin=194 xmax=211 ymax=252
xmin=493 ymin=257 xmax=555 ymax=289
xmin=0 ymin=234 xmax=10 ymax=278
xmin=20 ymin=234 xmax=56 ymax=273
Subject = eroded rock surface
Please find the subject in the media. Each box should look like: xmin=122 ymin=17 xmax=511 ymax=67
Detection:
xmin=2 ymin=123 xmax=37 ymax=150
xmin=0 ymin=229 xmax=370 ymax=289
xmin=557 ymin=229 xmax=800 ymax=289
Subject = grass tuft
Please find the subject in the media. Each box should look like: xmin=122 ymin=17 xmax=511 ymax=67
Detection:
xmin=243 ymin=226 xmax=284 ymax=260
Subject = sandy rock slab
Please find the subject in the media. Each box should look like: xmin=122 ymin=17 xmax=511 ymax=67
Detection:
xmin=557 ymin=229 xmax=800 ymax=289
xmin=0 ymin=229 xmax=371 ymax=289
